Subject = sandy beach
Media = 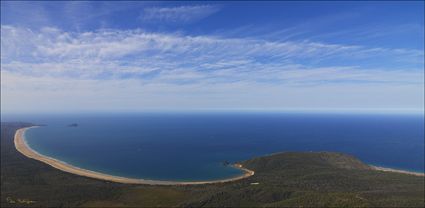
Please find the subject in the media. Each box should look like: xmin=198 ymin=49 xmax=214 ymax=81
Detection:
xmin=371 ymin=165 xmax=425 ymax=177
xmin=14 ymin=127 xmax=254 ymax=185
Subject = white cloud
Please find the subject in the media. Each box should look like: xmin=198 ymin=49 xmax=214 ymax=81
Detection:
xmin=1 ymin=25 xmax=424 ymax=113
xmin=2 ymin=70 xmax=423 ymax=113
xmin=1 ymin=25 xmax=423 ymax=81
xmin=140 ymin=5 xmax=220 ymax=23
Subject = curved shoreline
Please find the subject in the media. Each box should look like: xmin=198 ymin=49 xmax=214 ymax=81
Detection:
xmin=14 ymin=127 xmax=254 ymax=185
xmin=14 ymin=127 xmax=423 ymax=186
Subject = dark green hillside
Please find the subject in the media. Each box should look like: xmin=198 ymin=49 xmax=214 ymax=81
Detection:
xmin=243 ymin=151 xmax=372 ymax=172
xmin=1 ymin=122 xmax=424 ymax=207
xmin=182 ymin=152 xmax=424 ymax=207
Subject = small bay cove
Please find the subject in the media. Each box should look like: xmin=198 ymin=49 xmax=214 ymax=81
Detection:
xmin=15 ymin=127 xmax=254 ymax=185
xmin=12 ymin=113 xmax=425 ymax=184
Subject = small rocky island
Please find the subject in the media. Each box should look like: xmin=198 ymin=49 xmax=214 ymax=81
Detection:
xmin=222 ymin=161 xmax=230 ymax=166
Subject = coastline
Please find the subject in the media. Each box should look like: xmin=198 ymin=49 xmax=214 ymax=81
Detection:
xmin=14 ymin=127 xmax=423 ymax=186
xmin=14 ymin=127 xmax=254 ymax=185
xmin=371 ymin=165 xmax=425 ymax=177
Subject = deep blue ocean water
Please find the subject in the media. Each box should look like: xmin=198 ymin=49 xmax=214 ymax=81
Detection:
xmin=4 ymin=112 xmax=424 ymax=181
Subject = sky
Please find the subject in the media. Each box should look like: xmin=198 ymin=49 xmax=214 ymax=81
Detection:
xmin=1 ymin=1 xmax=424 ymax=114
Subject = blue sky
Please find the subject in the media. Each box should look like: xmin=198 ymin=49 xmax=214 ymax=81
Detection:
xmin=1 ymin=1 xmax=424 ymax=113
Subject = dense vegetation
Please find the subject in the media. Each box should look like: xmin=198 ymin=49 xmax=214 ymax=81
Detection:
xmin=1 ymin=122 xmax=424 ymax=207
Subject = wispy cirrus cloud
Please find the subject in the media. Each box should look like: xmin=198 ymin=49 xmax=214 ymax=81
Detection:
xmin=140 ymin=5 xmax=220 ymax=23
xmin=1 ymin=25 xmax=423 ymax=82
xmin=1 ymin=25 xmax=424 ymax=112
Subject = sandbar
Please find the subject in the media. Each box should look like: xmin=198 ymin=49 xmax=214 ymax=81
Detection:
xmin=14 ymin=127 xmax=254 ymax=185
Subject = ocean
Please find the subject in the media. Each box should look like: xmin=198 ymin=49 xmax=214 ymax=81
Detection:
xmin=4 ymin=112 xmax=425 ymax=181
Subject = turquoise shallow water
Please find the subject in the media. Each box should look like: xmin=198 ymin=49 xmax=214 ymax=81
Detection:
xmin=9 ymin=112 xmax=425 ymax=181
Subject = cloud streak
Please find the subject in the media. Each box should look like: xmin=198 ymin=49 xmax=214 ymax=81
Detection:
xmin=140 ymin=5 xmax=220 ymax=23
xmin=2 ymin=70 xmax=423 ymax=113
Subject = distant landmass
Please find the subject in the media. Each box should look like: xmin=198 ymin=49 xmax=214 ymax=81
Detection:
xmin=67 ymin=123 xmax=78 ymax=127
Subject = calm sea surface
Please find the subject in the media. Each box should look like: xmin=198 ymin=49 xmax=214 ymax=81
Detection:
xmin=4 ymin=112 xmax=425 ymax=181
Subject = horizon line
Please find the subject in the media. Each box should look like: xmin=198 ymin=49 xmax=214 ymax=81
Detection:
xmin=1 ymin=108 xmax=424 ymax=116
